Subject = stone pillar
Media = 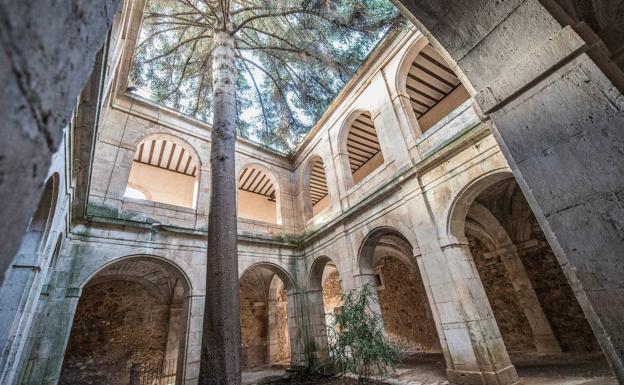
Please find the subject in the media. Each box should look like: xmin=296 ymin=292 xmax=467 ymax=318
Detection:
xmin=285 ymin=290 xmax=306 ymax=366
xmin=333 ymin=150 xmax=354 ymax=200
xmin=304 ymin=289 xmax=329 ymax=362
xmin=165 ymin=305 xmax=184 ymax=362
xmin=16 ymin=286 xmax=81 ymax=385
xmin=369 ymin=73 xmax=412 ymax=170
xmin=406 ymin=189 xmax=517 ymax=385
xmin=353 ymin=273 xmax=384 ymax=319
xmin=492 ymin=245 xmax=561 ymax=353
xmin=391 ymin=0 xmax=624 ymax=380
xmin=432 ymin=242 xmax=518 ymax=385
xmin=176 ymin=295 xmax=202 ymax=385
xmin=267 ymin=298 xmax=281 ymax=363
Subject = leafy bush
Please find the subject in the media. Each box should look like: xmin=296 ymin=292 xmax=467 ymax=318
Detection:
xmin=326 ymin=284 xmax=399 ymax=383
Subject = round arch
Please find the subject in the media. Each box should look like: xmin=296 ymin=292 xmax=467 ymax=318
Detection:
xmin=237 ymin=162 xmax=283 ymax=225
xmin=395 ymin=36 xmax=429 ymax=97
xmin=132 ymin=132 xmax=204 ymax=169
xmin=301 ymin=155 xmax=330 ymax=220
xmin=357 ymin=226 xmax=416 ymax=276
xmin=445 ymin=169 xmax=514 ymax=243
xmin=240 ymin=262 xmax=296 ymax=292
xmin=79 ymin=254 xmax=193 ymax=295
xmin=338 ymin=108 xmax=372 ymax=157
xmin=308 ymin=255 xmax=342 ymax=292
xmin=127 ymin=133 xmax=202 ymax=208
xmin=61 ymin=254 xmax=193 ymax=385
xmin=33 ymin=172 xmax=60 ymax=256
xmin=337 ymin=109 xmax=384 ymax=188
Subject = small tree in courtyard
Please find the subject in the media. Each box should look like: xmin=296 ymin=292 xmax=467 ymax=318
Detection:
xmin=327 ymin=284 xmax=399 ymax=383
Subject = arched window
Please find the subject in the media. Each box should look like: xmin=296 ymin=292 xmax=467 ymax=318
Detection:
xmin=402 ymin=44 xmax=470 ymax=133
xmin=238 ymin=165 xmax=281 ymax=224
xmin=125 ymin=136 xmax=199 ymax=208
xmin=304 ymin=156 xmax=330 ymax=219
xmin=346 ymin=111 xmax=384 ymax=185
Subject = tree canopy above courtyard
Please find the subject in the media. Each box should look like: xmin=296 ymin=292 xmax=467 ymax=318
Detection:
xmin=130 ymin=0 xmax=403 ymax=152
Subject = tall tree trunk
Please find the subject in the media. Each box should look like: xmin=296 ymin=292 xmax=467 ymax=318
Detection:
xmin=199 ymin=28 xmax=241 ymax=385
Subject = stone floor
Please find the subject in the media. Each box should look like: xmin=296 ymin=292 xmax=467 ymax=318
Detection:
xmin=242 ymin=352 xmax=617 ymax=385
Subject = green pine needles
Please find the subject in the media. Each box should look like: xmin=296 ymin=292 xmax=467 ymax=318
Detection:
xmin=130 ymin=0 xmax=404 ymax=152
xmin=327 ymin=284 xmax=399 ymax=383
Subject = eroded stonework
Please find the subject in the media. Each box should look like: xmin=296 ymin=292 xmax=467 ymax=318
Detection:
xmin=59 ymin=281 xmax=168 ymax=385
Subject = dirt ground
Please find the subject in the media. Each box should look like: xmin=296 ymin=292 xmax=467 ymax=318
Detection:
xmin=243 ymin=352 xmax=616 ymax=385
xmin=258 ymin=375 xmax=387 ymax=385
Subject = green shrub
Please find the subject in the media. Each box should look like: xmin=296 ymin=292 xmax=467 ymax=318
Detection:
xmin=326 ymin=284 xmax=399 ymax=383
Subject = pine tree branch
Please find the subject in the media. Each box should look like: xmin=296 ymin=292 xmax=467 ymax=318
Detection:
xmin=241 ymin=59 xmax=270 ymax=134
xmin=145 ymin=32 xmax=212 ymax=64
xmin=237 ymin=55 xmax=297 ymax=124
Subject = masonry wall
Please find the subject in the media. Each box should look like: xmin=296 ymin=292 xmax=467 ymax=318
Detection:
xmin=240 ymin=275 xmax=268 ymax=368
xmin=375 ymin=256 xmax=440 ymax=352
xmin=5 ymin=3 xmax=619 ymax=384
xmin=59 ymin=280 xmax=169 ymax=385
xmin=467 ymin=235 xmax=535 ymax=352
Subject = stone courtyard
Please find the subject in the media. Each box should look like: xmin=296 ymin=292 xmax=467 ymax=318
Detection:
xmin=1 ymin=1 xmax=623 ymax=385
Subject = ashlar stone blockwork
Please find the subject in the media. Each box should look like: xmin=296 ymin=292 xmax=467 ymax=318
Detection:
xmin=1 ymin=0 xmax=622 ymax=384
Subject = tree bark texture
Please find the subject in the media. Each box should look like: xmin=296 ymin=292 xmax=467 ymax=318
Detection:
xmin=199 ymin=29 xmax=242 ymax=385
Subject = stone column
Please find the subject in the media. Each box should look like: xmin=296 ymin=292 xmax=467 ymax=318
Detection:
xmin=407 ymin=190 xmax=517 ymax=385
xmin=285 ymin=290 xmax=306 ymax=366
xmin=304 ymin=289 xmax=329 ymax=362
xmin=391 ymin=0 xmax=624 ymax=379
xmin=491 ymin=244 xmax=561 ymax=353
xmin=432 ymin=242 xmax=518 ymax=385
xmin=267 ymin=298 xmax=280 ymax=363
xmin=353 ymin=273 xmax=384 ymax=319
xmin=333 ymin=150 xmax=355 ymax=201
xmin=164 ymin=304 xmax=183 ymax=370
xmin=17 ymin=286 xmax=81 ymax=385
xmin=176 ymin=295 xmax=202 ymax=385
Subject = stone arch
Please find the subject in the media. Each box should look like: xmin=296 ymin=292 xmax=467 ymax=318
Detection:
xmin=240 ymin=262 xmax=295 ymax=292
xmin=0 ymin=172 xmax=60 ymax=384
xmin=237 ymin=163 xmax=283 ymax=225
xmin=337 ymin=108 xmax=385 ymax=189
xmin=395 ymin=34 xmax=471 ymax=135
xmin=358 ymin=226 xmax=417 ymax=276
xmin=23 ymin=172 xmax=61 ymax=258
xmin=61 ymin=254 xmax=193 ymax=385
xmin=301 ymin=155 xmax=330 ymax=220
xmin=309 ymin=255 xmax=339 ymax=292
xmin=126 ymin=133 xmax=202 ymax=208
xmin=239 ymin=262 xmax=295 ymax=368
xmin=131 ymin=132 xmax=203 ymax=168
xmin=357 ymin=226 xmax=443 ymax=354
xmin=80 ymin=253 xmax=193 ymax=294
xmin=446 ymin=169 xmax=514 ymax=243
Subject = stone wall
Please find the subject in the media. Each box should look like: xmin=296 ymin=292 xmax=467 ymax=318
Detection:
xmin=322 ymin=270 xmax=343 ymax=314
xmin=374 ymin=256 xmax=440 ymax=352
xmin=467 ymin=234 xmax=535 ymax=352
xmin=522 ymin=245 xmax=600 ymax=352
xmin=59 ymin=280 xmax=169 ymax=385
xmin=240 ymin=275 xmax=268 ymax=368
xmin=275 ymin=288 xmax=290 ymax=363
xmin=469 ymin=179 xmax=600 ymax=354
xmin=240 ymin=272 xmax=290 ymax=368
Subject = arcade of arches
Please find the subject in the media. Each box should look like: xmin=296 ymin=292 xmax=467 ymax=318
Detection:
xmin=1 ymin=0 xmax=623 ymax=385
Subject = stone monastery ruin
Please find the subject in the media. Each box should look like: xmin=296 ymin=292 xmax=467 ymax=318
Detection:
xmin=1 ymin=0 xmax=623 ymax=385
